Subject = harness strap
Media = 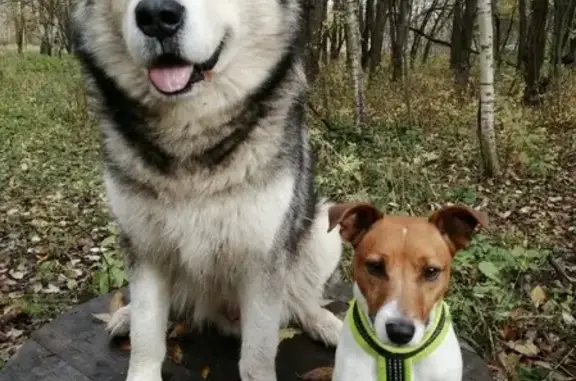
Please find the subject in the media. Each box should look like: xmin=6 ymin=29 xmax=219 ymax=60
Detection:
xmin=347 ymin=300 xmax=451 ymax=381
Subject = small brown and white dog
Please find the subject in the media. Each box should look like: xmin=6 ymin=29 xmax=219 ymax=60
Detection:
xmin=328 ymin=202 xmax=488 ymax=381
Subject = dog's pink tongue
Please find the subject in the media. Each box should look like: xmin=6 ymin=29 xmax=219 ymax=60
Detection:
xmin=148 ymin=66 xmax=193 ymax=93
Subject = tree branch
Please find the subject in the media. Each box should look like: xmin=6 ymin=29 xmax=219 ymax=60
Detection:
xmin=409 ymin=26 xmax=479 ymax=54
xmin=409 ymin=25 xmax=518 ymax=69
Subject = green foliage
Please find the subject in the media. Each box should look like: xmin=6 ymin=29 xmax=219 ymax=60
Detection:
xmin=92 ymin=229 xmax=128 ymax=295
xmin=1 ymin=51 xmax=574 ymax=379
xmin=449 ymin=187 xmax=478 ymax=204
xmin=448 ymin=236 xmax=548 ymax=324
xmin=93 ymin=251 xmax=127 ymax=295
xmin=517 ymin=365 xmax=549 ymax=381
xmin=19 ymin=297 xmax=53 ymax=318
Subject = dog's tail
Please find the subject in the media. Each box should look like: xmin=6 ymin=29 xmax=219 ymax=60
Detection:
xmin=93 ymin=304 xmax=131 ymax=337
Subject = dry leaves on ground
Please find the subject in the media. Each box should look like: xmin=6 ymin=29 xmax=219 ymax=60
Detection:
xmin=297 ymin=366 xmax=334 ymax=381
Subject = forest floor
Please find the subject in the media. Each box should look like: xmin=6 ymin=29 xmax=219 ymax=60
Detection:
xmin=0 ymin=52 xmax=575 ymax=381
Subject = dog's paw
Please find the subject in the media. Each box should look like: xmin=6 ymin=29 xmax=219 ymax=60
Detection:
xmin=126 ymin=368 xmax=162 ymax=381
xmin=106 ymin=304 xmax=131 ymax=337
xmin=305 ymin=309 xmax=343 ymax=347
xmin=239 ymin=359 xmax=277 ymax=381
xmin=126 ymin=376 xmax=162 ymax=381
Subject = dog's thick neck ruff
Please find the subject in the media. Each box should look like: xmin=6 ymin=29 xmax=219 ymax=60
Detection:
xmin=347 ymin=300 xmax=451 ymax=381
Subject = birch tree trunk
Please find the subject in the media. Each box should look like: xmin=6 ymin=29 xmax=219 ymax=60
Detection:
xmin=477 ymin=0 xmax=499 ymax=177
xmin=344 ymin=0 xmax=365 ymax=127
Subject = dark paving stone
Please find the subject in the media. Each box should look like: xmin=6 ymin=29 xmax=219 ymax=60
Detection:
xmin=0 ymin=283 xmax=492 ymax=381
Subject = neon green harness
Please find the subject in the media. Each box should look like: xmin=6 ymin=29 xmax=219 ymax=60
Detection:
xmin=346 ymin=300 xmax=451 ymax=381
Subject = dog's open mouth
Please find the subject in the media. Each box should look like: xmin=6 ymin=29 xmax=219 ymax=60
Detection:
xmin=147 ymin=39 xmax=225 ymax=96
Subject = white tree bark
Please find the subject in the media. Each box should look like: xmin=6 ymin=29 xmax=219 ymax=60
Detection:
xmin=344 ymin=0 xmax=365 ymax=127
xmin=477 ymin=0 xmax=500 ymax=176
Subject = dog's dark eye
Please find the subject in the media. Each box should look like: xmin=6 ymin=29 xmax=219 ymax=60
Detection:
xmin=366 ymin=260 xmax=386 ymax=278
xmin=423 ymin=266 xmax=441 ymax=281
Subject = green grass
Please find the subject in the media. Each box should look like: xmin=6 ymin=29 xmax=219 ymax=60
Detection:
xmin=0 ymin=54 xmax=118 ymax=364
xmin=0 ymin=51 xmax=574 ymax=379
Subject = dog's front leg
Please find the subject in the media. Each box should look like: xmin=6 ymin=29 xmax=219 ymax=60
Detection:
xmin=126 ymin=262 xmax=170 ymax=381
xmin=238 ymin=266 xmax=284 ymax=381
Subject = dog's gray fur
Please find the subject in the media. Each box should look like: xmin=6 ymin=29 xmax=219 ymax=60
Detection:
xmin=71 ymin=0 xmax=343 ymax=380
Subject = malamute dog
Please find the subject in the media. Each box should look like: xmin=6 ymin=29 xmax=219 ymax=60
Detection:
xmin=71 ymin=0 xmax=344 ymax=380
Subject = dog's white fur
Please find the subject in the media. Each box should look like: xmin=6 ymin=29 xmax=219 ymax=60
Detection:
xmin=77 ymin=0 xmax=300 ymax=110
xmin=373 ymin=299 xmax=427 ymax=347
xmin=72 ymin=0 xmax=345 ymax=379
xmin=332 ymin=285 xmax=463 ymax=381
xmin=105 ymin=174 xmax=343 ymax=381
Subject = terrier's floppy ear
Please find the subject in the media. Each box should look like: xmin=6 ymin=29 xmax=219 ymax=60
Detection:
xmin=328 ymin=202 xmax=382 ymax=246
xmin=429 ymin=205 xmax=488 ymax=253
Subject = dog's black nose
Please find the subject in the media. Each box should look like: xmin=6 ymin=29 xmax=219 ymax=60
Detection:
xmin=385 ymin=320 xmax=415 ymax=345
xmin=135 ymin=0 xmax=185 ymax=39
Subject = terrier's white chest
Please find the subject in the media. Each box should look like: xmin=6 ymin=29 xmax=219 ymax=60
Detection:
xmin=332 ymin=323 xmax=463 ymax=381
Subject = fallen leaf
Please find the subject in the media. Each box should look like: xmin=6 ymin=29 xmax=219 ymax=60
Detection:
xmin=200 ymin=366 xmax=210 ymax=379
xmin=7 ymin=329 xmax=24 ymax=339
xmin=279 ymin=327 xmax=303 ymax=341
xmin=8 ymin=270 xmax=25 ymax=280
xmin=297 ymin=366 xmax=334 ymax=381
xmin=498 ymin=351 xmax=520 ymax=374
xmin=169 ymin=343 xmax=183 ymax=364
xmin=42 ymin=284 xmax=60 ymax=294
xmin=169 ymin=322 xmax=188 ymax=338
xmin=31 ymin=282 xmax=43 ymax=293
xmin=546 ymin=371 xmax=571 ymax=381
xmin=562 ymin=311 xmax=576 ymax=326
xmin=422 ymin=152 xmax=439 ymax=163
xmin=101 ymin=235 xmax=117 ymax=248
xmin=67 ymin=279 xmax=77 ymax=290
xmin=530 ymin=286 xmax=546 ymax=308
xmin=499 ymin=325 xmax=518 ymax=341
xmin=3 ymin=305 xmax=22 ymax=319
xmin=478 ymin=261 xmax=500 ymax=281
xmin=533 ymin=360 xmax=552 ymax=370
xmin=109 ymin=290 xmax=125 ymax=313
xmin=524 ymin=329 xmax=538 ymax=342
xmin=509 ymin=308 xmax=527 ymax=321
xmin=36 ymin=252 xmax=50 ymax=263
xmin=506 ymin=341 xmax=540 ymax=357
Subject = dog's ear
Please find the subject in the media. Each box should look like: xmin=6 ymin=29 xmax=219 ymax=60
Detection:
xmin=328 ymin=202 xmax=382 ymax=245
xmin=429 ymin=205 xmax=488 ymax=253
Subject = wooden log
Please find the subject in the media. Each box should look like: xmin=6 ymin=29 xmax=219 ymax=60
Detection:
xmin=0 ymin=283 xmax=493 ymax=381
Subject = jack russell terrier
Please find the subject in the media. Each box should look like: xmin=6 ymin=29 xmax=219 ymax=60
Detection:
xmin=328 ymin=202 xmax=488 ymax=381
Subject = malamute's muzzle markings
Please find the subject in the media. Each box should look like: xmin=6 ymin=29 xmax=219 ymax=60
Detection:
xmin=71 ymin=0 xmax=344 ymax=380
xmin=132 ymin=0 xmax=227 ymax=95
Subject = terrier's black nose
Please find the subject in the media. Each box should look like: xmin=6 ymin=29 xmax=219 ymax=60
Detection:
xmin=385 ymin=320 xmax=415 ymax=345
xmin=135 ymin=0 xmax=185 ymax=39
